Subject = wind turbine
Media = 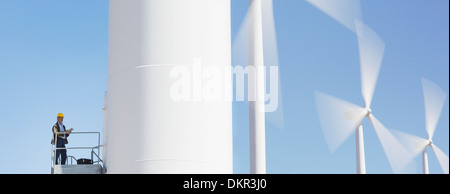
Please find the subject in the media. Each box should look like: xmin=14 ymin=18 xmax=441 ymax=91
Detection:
xmin=394 ymin=78 xmax=449 ymax=174
xmin=310 ymin=0 xmax=413 ymax=173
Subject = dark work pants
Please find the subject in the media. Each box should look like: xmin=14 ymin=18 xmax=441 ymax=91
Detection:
xmin=55 ymin=137 xmax=67 ymax=165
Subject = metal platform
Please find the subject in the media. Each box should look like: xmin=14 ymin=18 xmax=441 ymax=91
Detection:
xmin=51 ymin=131 xmax=104 ymax=174
xmin=52 ymin=164 xmax=103 ymax=174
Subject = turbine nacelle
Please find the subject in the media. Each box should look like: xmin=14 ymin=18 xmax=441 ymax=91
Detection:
xmin=363 ymin=107 xmax=372 ymax=117
xmin=344 ymin=107 xmax=372 ymax=121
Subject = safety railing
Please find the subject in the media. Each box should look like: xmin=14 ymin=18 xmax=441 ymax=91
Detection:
xmin=51 ymin=131 xmax=103 ymax=172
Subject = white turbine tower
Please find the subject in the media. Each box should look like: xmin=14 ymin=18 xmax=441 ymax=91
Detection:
xmin=105 ymin=0 xmax=233 ymax=174
xmin=248 ymin=0 xmax=267 ymax=174
xmin=310 ymin=0 xmax=413 ymax=173
xmin=246 ymin=0 xmax=279 ymax=174
xmin=394 ymin=78 xmax=449 ymax=174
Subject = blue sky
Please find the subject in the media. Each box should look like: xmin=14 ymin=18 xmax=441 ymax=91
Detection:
xmin=0 ymin=0 xmax=448 ymax=174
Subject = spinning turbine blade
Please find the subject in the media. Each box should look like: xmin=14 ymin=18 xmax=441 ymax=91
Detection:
xmin=306 ymin=0 xmax=362 ymax=33
xmin=392 ymin=130 xmax=429 ymax=159
xmin=261 ymin=0 xmax=284 ymax=129
xmin=261 ymin=0 xmax=279 ymax=68
xmin=315 ymin=91 xmax=365 ymax=153
xmin=232 ymin=9 xmax=249 ymax=67
xmin=355 ymin=19 xmax=385 ymax=108
xmin=368 ymin=114 xmax=413 ymax=173
xmin=421 ymin=77 xmax=447 ymax=140
xmin=430 ymin=144 xmax=449 ymax=174
xmin=266 ymin=76 xmax=285 ymax=129
xmin=233 ymin=0 xmax=279 ymax=69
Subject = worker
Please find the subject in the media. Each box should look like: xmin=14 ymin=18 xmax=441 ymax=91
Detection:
xmin=51 ymin=113 xmax=73 ymax=165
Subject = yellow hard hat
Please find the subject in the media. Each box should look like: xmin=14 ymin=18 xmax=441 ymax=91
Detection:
xmin=57 ymin=113 xmax=64 ymax=118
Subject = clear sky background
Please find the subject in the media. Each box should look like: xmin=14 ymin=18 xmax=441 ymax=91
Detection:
xmin=0 ymin=0 xmax=448 ymax=174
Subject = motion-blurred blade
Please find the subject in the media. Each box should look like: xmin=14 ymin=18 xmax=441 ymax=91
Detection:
xmin=265 ymin=76 xmax=285 ymax=129
xmin=232 ymin=0 xmax=279 ymax=68
xmin=421 ymin=77 xmax=447 ymax=140
xmin=232 ymin=2 xmax=249 ymax=67
xmin=368 ymin=114 xmax=413 ymax=173
xmin=391 ymin=129 xmax=429 ymax=159
xmin=261 ymin=0 xmax=279 ymax=67
xmin=315 ymin=91 xmax=365 ymax=153
xmin=355 ymin=19 xmax=385 ymax=108
xmin=306 ymin=0 xmax=362 ymax=33
xmin=262 ymin=0 xmax=284 ymax=129
xmin=430 ymin=144 xmax=449 ymax=174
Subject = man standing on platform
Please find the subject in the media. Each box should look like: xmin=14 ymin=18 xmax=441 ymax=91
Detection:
xmin=51 ymin=113 xmax=73 ymax=165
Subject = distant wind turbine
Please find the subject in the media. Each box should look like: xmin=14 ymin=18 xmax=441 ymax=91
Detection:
xmin=394 ymin=78 xmax=449 ymax=174
xmin=310 ymin=0 xmax=413 ymax=173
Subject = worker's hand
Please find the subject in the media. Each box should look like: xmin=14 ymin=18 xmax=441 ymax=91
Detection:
xmin=68 ymin=128 xmax=73 ymax=134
